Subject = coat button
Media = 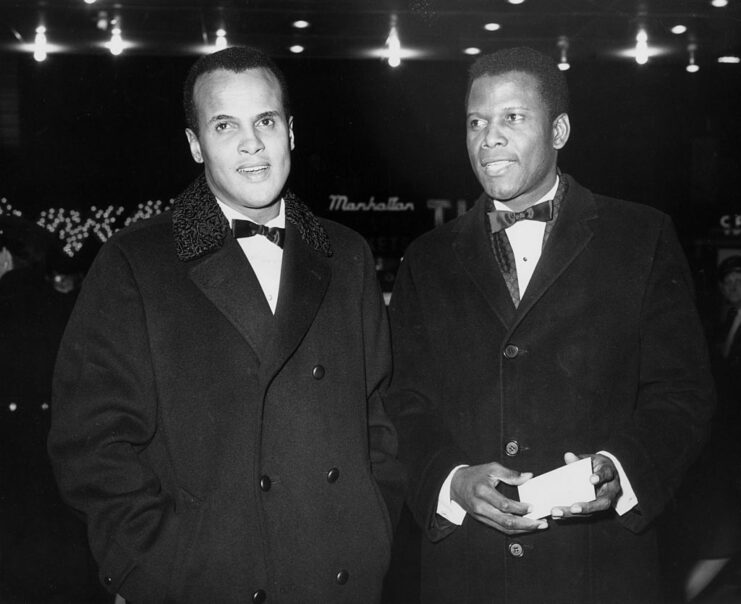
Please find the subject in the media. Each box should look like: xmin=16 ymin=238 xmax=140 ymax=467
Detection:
xmin=508 ymin=542 xmax=524 ymax=558
xmin=103 ymin=576 xmax=113 ymax=586
xmin=259 ymin=475 xmax=272 ymax=491
xmin=252 ymin=589 xmax=267 ymax=603
xmin=327 ymin=467 xmax=340 ymax=483
xmin=312 ymin=365 xmax=325 ymax=379
xmin=504 ymin=440 xmax=520 ymax=457
xmin=503 ymin=344 xmax=520 ymax=359
xmin=336 ymin=569 xmax=349 ymax=584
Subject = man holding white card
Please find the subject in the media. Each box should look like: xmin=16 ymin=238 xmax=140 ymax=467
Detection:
xmin=387 ymin=47 xmax=715 ymax=603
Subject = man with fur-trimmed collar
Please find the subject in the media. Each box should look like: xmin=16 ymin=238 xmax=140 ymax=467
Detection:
xmin=48 ymin=46 xmax=404 ymax=604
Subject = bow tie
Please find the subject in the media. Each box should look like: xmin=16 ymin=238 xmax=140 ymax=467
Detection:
xmin=232 ymin=219 xmax=286 ymax=248
xmin=487 ymin=199 xmax=554 ymax=233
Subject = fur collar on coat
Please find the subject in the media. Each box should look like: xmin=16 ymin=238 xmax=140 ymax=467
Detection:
xmin=172 ymin=174 xmax=333 ymax=262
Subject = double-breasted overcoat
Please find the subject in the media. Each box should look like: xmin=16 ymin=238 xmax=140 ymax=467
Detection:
xmin=48 ymin=175 xmax=404 ymax=603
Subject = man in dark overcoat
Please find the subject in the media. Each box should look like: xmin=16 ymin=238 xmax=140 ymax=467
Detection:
xmin=48 ymin=46 xmax=404 ymax=603
xmin=386 ymin=47 xmax=715 ymax=603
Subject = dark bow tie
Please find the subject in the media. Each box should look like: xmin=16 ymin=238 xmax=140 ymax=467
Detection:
xmin=488 ymin=199 xmax=554 ymax=233
xmin=232 ymin=219 xmax=285 ymax=248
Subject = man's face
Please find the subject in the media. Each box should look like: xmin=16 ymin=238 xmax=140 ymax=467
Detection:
xmin=721 ymin=271 xmax=741 ymax=308
xmin=185 ymin=68 xmax=294 ymax=222
xmin=466 ymin=71 xmax=569 ymax=212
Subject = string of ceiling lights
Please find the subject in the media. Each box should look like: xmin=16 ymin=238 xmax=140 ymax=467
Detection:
xmin=21 ymin=0 xmax=741 ymax=73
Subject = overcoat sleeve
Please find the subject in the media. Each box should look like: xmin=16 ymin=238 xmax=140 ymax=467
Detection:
xmin=361 ymin=240 xmax=407 ymax=529
xmin=601 ymin=215 xmax=715 ymax=532
xmin=386 ymin=255 xmax=470 ymax=541
xmin=48 ymin=241 xmax=177 ymax=602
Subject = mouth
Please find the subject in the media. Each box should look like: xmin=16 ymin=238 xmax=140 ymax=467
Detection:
xmin=237 ymin=165 xmax=270 ymax=179
xmin=481 ymin=159 xmax=516 ymax=175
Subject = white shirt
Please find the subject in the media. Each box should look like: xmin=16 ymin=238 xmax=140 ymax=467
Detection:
xmin=217 ymin=199 xmax=285 ymax=314
xmin=436 ymin=178 xmax=638 ymax=524
xmin=491 ymin=178 xmax=558 ymax=298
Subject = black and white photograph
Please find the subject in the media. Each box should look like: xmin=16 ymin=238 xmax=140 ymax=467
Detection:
xmin=1 ymin=1 xmax=740 ymax=602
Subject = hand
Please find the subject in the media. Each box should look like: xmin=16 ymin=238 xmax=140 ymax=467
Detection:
xmin=450 ymin=462 xmax=548 ymax=535
xmin=550 ymin=452 xmax=621 ymax=519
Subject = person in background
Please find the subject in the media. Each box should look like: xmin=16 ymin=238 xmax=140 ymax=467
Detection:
xmin=678 ymin=254 xmax=741 ymax=602
xmin=386 ymin=46 xmax=715 ymax=603
xmin=1 ymin=218 xmax=100 ymax=602
xmin=48 ymin=46 xmax=403 ymax=603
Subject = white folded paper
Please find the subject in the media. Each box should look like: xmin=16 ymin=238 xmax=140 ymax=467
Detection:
xmin=517 ymin=457 xmax=596 ymax=519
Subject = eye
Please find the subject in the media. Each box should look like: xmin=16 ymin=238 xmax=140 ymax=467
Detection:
xmin=257 ymin=117 xmax=275 ymax=128
xmin=214 ymin=121 xmax=231 ymax=132
xmin=468 ymin=118 xmax=486 ymax=131
xmin=505 ymin=113 xmax=524 ymax=123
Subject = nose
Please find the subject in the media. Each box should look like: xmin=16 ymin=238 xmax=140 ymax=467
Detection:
xmin=238 ymin=127 xmax=264 ymax=154
xmin=482 ymin=123 xmax=506 ymax=149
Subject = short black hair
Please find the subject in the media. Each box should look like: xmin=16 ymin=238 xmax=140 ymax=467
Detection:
xmin=465 ymin=47 xmax=569 ymax=121
xmin=183 ymin=46 xmax=291 ymax=133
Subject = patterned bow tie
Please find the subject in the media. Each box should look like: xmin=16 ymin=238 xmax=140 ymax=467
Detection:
xmin=487 ymin=199 xmax=554 ymax=233
xmin=232 ymin=219 xmax=286 ymax=248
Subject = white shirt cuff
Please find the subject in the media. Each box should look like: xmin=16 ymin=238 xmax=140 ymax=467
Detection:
xmin=436 ymin=465 xmax=469 ymax=525
xmin=598 ymin=451 xmax=638 ymax=516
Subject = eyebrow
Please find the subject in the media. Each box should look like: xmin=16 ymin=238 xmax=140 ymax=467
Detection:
xmin=466 ymin=104 xmax=531 ymax=118
xmin=254 ymin=110 xmax=281 ymax=122
xmin=206 ymin=113 xmax=236 ymax=126
xmin=205 ymin=110 xmax=281 ymax=126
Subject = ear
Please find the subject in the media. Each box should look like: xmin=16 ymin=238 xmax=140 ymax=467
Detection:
xmin=552 ymin=113 xmax=570 ymax=150
xmin=185 ymin=128 xmax=203 ymax=163
xmin=288 ymin=116 xmax=295 ymax=151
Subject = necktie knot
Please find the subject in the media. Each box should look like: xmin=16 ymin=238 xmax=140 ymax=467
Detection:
xmin=232 ymin=219 xmax=285 ymax=248
xmin=488 ymin=199 xmax=553 ymax=233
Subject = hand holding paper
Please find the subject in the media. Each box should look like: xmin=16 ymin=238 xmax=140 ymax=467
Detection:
xmin=517 ymin=457 xmax=596 ymax=519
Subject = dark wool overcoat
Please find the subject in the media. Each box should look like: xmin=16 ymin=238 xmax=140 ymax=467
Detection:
xmin=48 ymin=175 xmax=405 ymax=604
xmin=386 ymin=174 xmax=715 ymax=604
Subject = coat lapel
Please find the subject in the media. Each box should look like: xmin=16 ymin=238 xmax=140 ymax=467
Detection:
xmin=188 ymin=237 xmax=275 ymax=358
xmin=171 ymin=174 xmax=334 ymax=368
xmin=517 ymin=176 xmax=597 ymax=317
xmin=259 ymin=225 xmax=331 ymax=384
xmin=453 ymin=194 xmax=517 ymax=327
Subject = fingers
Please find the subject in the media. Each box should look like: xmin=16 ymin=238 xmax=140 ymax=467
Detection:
xmin=590 ymin=454 xmax=616 ymax=486
xmin=470 ymin=497 xmax=548 ymax=534
xmin=563 ymin=451 xmax=582 ymax=464
xmin=451 ymin=462 xmax=546 ymax=535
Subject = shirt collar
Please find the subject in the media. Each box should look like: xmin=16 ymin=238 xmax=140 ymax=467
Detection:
xmin=493 ymin=177 xmax=560 ymax=212
xmin=216 ymin=198 xmax=286 ymax=229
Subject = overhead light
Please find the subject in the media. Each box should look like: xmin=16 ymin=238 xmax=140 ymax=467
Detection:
xmin=105 ymin=19 xmax=126 ymax=56
xmin=289 ymin=45 xmax=304 ymax=54
xmin=484 ymin=23 xmax=501 ymax=32
xmin=386 ymin=15 xmax=401 ymax=67
xmin=292 ymin=20 xmax=310 ymax=29
xmin=711 ymin=0 xmax=728 ymax=7
xmin=33 ymin=25 xmax=47 ymax=62
xmin=635 ymin=29 xmax=649 ymax=65
xmin=108 ymin=26 xmax=124 ymax=55
xmin=686 ymin=44 xmax=699 ymax=73
xmin=96 ymin=11 xmax=108 ymax=31
xmin=671 ymin=25 xmax=687 ymax=35
xmin=718 ymin=55 xmax=740 ymax=63
xmin=507 ymin=0 xmax=526 ymax=4
xmin=463 ymin=47 xmax=481 ymax=55
xmin=84 ymin=0 xmax=97 ymax=4
xmin=214 ymin=28 xmax=227 ymax=51
xmin=557 ymin=35 xmax=570 ymax=71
